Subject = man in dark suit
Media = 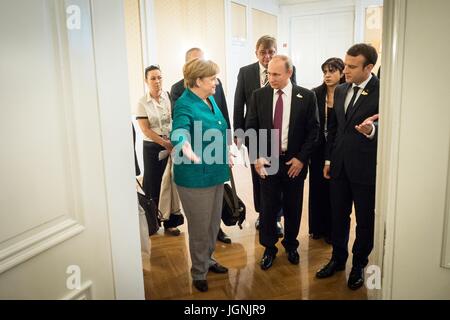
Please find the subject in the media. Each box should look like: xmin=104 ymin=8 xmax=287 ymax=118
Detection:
xmin=170 ymin=48 xmax=230 ymax=129
xmin=246 ymin=55 xmax=319 ymax=270
xmin=316 ymin=43 xmax=379 ymax=290
xmin=170 ymin=47 xmax=232 ymax=244
xmin=234 ymin=35 xmax=297 ymax=236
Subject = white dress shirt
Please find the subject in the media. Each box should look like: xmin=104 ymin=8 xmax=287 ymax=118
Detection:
xmin=135 ymin=91 xmax=172 ymax=142
xmin=344 ymin=74 xmax=376 ymax=139
xmin=325 ymin=75 xmax=376 ymax=165
xmin=272 ymin=80 xmax=292 ymax=152
xmin=344 ymin=74 xmax=373 ymax=112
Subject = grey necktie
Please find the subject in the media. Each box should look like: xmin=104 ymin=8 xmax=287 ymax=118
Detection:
xmin=262 ymin=69 xmax=269 ymax=87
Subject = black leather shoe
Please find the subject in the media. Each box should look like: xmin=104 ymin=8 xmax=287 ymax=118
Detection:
xmin=217 ymin=228 xmax=231 ymax=244
xmin=255 ymin=216 xmax=260 ymax=230
xmin=287 ymin=250 xmax=300 ymax=265
xmin=348 ymin=267 xmax=365 ymax=290
xmin=316 ymin=259 xmax=345 ymax=278
xmin=260 ymin=253 xmax=276 ymax=270
xmin=276 ymin=222 xmax=284 ymax=238
xmin=193 ymin=280 xmax=208 ymax=292
xmin=209 ymin=263 xmax=228 ymax=273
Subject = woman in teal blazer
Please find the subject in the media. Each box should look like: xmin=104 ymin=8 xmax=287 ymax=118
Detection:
xmin=170 ymin=58 xmax=230 ymax=293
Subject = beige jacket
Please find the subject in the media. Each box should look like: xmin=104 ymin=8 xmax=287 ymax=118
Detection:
xmin=159 ymin=156 xmax=181 ymax=220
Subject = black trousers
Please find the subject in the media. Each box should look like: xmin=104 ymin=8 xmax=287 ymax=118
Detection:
xmin=259 ymin=156 xmax=305 ymax=255
xmin=330 ymin=167 xmax=375 ymax=268
xmin=250 ymin=163 xmax=282 ymax=221
xmin=250 ymin=164 xmax=261 ymax=213
xmin=308 ymin=149 xmax=332 ymax=238
xmin=142 ymin=141 xmax=168 ymax=222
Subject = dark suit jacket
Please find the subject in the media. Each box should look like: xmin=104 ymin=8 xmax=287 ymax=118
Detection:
xmin=170 ymin=78 xmax=230 ymax=129
xmin=234 ymin=62 xmax=297 ymax=133
xmin=325 ymin=75 xmax=379 ymax=185
xmin=311 ymin=84 xmax=329 ymax=150
xmin=245 ymin=84 xmax=319 ymax=180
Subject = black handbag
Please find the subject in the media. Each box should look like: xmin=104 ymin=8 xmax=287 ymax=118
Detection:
xmin=222 ymin=168 xmax=246 ymax=228
xmin=163 ymin=212 xmax=184 ymax=228
xmin=136 ymin=179 xmax=160 ymax=236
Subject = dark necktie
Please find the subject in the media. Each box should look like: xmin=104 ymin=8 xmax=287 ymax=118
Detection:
xmin=262 ymin=70 xmax=269 ymax=87
xmin=273 ymin=90 xmax=283 ymax=154
xmin=346 ymin=86 xmax=360 ymax=119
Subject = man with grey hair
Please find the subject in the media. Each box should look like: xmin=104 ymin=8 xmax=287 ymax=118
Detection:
xmin=246 ymin=55 xmax=319 ymax=270
xmin=170 ymin=47 xmax=232 ymax=244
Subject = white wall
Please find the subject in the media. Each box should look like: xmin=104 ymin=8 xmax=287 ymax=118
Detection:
xmin=144 ymin=0 xmax=227 ymax=94
xmin=279 ymin=0 xmax=355 ymax=88
xmin=378 ymin=0 xmax=450 ymax=299
xmin=225 ymin=0 xmax=279 ymax=127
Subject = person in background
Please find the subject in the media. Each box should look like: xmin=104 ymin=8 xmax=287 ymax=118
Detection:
xmin=309 ymin=57 xmax=345 ymax=244
xmin=170 ymin=58 xmax=230 ymax=292
xmin=234 ymin=35 xmax=297 ymax=237
xmin=135 ymin=65 xmax=181 ymax=236
xmin=171 ymin=48 xmax=232 ymax=244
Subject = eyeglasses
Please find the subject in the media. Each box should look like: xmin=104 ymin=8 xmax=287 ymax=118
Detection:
xmin=258 ymin=49 xmax=276 ymax=56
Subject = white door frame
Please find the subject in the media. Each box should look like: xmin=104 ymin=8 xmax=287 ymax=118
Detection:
xmin=90 ymin=0 xmax=145 ymax=300
xmin=372 ymin=0 xmax=407 ymax=300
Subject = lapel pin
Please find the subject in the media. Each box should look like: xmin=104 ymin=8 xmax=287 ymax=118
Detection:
xmin=361 ymin=90 xmax=369 ymax=96
xmin=296 ymin=93 xmax=303 ymax=99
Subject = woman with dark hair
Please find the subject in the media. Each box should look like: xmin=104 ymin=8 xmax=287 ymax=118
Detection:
xmin=136 ymin=65 xmax=181 ymax=236
xmin=309 ymin=57 xmax=345 ymax=243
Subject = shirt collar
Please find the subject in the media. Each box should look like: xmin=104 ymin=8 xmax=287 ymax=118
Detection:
xmin=275 ymin=80 xmax=292 ymax=96
xmin=146 ymin=91 xmax=166 ymax=103
xmin=259 ymin=63 xmax=267 ymax=75
xmin=353 ymin=73 xmax=373 ymax=90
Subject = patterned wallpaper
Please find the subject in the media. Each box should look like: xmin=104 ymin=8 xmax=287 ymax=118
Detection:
xmin=153 ymin=0 xmax=226 ymax=91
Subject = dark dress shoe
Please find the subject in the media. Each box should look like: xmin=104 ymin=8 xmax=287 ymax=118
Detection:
xmin=276 ymin=222 xmax=284 ymax=238
xmin=287 ymin=250 xmax=300 ymax=265
xmin=164 ymin=227 xmax=181 ymax=236
xmin=316 ymin=259 xmax=345 ymax=278
xmin=348 ymin=267 xmax=365 ymax=290
xmin=193 ymin=280 xmax=208 ymax=292
xmin=260 ymin=253 xmax=276 ymax=270
xmin=217 ymin=228 xmax=231 ymax=244
xmin=209 ymin=263 xmax=228 ymax=273
xmin=255 ymin=216 xmax=260 ymax=230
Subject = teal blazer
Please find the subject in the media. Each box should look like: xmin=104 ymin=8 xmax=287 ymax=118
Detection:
xmin=170 ymin=88 xmax=230 ymax=188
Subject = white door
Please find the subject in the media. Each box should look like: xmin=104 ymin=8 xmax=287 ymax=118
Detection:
xmin=0 ymin=0 xmax=122 ymax=299
xmin=290 ymin=11 xmax=354 ymax=89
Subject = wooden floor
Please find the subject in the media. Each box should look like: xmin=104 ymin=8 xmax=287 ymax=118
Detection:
xmin=142 ymin=164 xmax=372 ymax=300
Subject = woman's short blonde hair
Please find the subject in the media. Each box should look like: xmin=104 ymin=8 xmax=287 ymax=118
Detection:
xmin=183 ymin=58 xmax=219 ymax=88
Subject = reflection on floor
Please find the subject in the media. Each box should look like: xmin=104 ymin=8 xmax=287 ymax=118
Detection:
xmin=143 ymin=164 xmax=372 ymax=300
